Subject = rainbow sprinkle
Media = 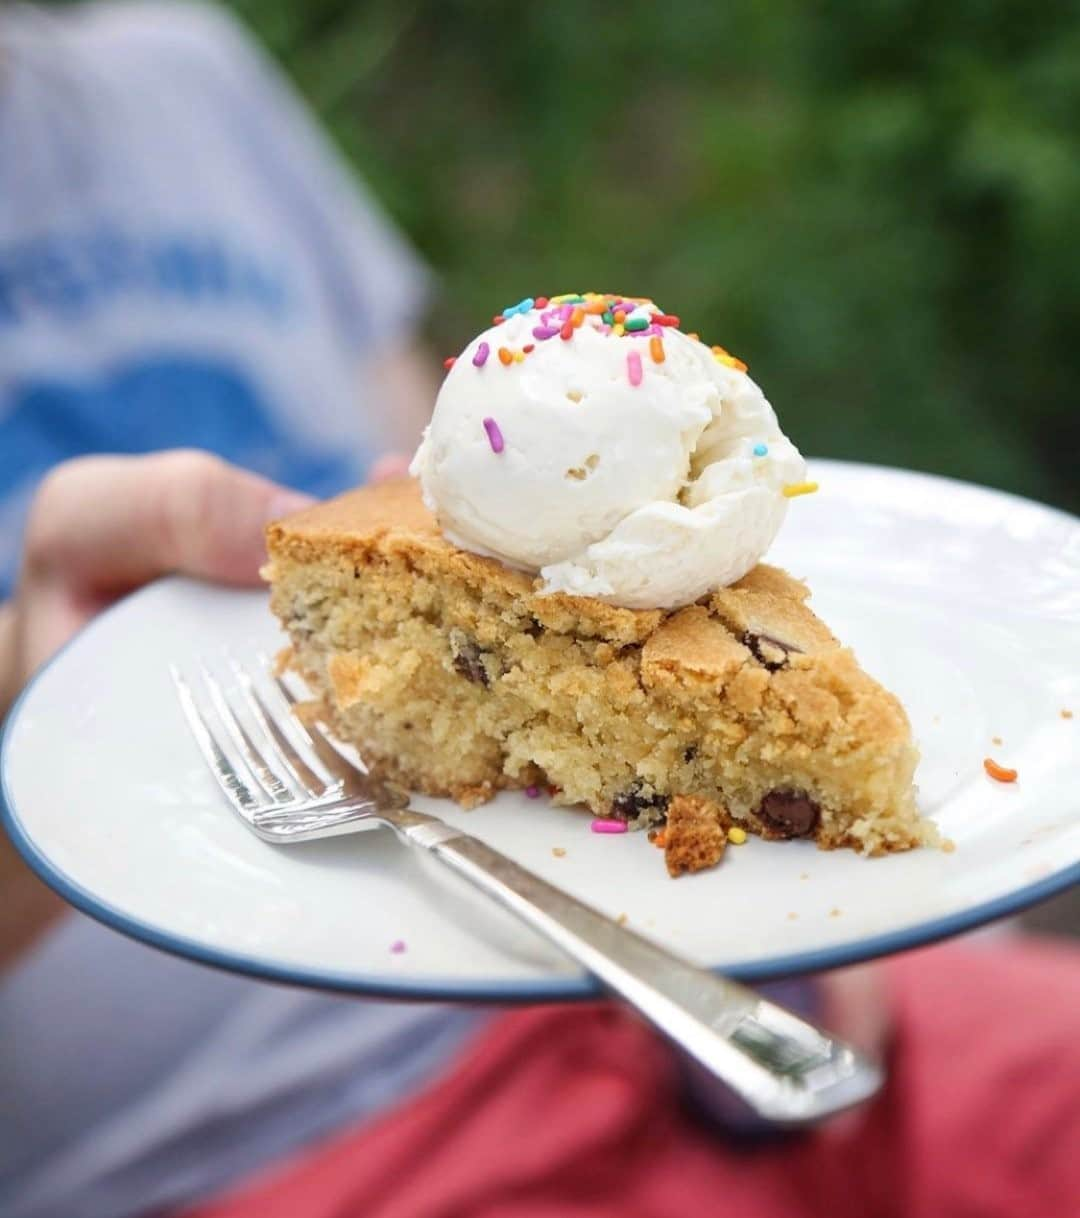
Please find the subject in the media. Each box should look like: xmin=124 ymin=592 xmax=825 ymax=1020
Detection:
xmin=591 ymin=818 xmax=628 ymax=835
xmin=753 ymin=443 xmax=768 ymax=457
xmin=782 ymin=481 xmax=818 ymax=498
xmin=452 ymin=295 xmax=753 ymax=391
xmin=626 ymin=350 xmax=643 ymax=386
xmin=482 ymin=417 xmax=505 ymax=453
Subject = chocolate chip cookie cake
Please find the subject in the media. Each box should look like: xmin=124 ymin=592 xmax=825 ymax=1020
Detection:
xmin=266 ymin=293 xmax=934 ymax=874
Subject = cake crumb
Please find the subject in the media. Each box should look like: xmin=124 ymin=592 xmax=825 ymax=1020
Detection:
xmin=799 ymin=872 xmax=810 ymax=881
xmin=1062 ymin=709 xmax=1074 ymax=720
xmin=456 ymin=782 xmax=496 ymax=809
xmin=786 ymin=912 xmax=798 ymax=921
xmin=991 ymin=735 xmax=1003 ymax=746
xmin=829 ymin=908 xmax=842 ymax=918
xmin=615 ymin=913 xmax=628 ymax=927
xmin=663 ymin=795 xmax=728 ymax=877
xmin=942 ymin=838 xmax=956 ymax=853
xmin=551 ymin=847 xmax=566 ymax=858
xmin=932 ymin=714 xmax=941 ymax=724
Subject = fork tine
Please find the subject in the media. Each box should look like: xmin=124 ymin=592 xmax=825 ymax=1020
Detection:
xmin=171 ymin=666 xmax=262 ymax=818
xmin=270 ymin=671 xmax=367 ymax=783
xmin=227 ymin=660 xmax=328 ymax=799
xmin=234 ymin=662 xmax=337 ymax=799
xmin=199 ymin=665 xmax=295 ymax=805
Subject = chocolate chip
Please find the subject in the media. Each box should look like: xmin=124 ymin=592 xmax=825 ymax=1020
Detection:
xmin=742 ymin=631 xmax=804 ymax=672
xmin=683 ymin=746 xmax=698 ymax=763
xmin=611 ymin=781 xmax=669 ymax=822
xmin=449 ymin=631 xmax=491 ymax=687
xmin=757 ymin=790 xmax=819 ymax=838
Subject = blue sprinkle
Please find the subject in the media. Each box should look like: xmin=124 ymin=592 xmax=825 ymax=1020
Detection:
xmin=502 ymin=297 xmax=535 ymax=318
xmin=752 ymin=443 xmax=768 ymax=457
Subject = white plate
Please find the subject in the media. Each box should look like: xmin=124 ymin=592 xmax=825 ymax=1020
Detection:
xmin=3 ymin=461 xmax=1079 ymax=999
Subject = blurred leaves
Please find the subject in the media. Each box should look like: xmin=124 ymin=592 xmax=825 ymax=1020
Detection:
xmin=225 ymin=0 xmax=1080 ymax=509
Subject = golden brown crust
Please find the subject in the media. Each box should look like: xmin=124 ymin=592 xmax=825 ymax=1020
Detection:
xmin=268 ymin=479 xmax=663 ymax=645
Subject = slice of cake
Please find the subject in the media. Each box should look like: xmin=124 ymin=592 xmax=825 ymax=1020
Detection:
xmin=265 ymin=478 xmax=933 ymax=869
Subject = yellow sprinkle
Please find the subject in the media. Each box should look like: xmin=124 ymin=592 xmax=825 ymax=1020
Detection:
xmin=782 ymin=481 xmax=819 ymax=499
xmin=613 ymin=323 xmax=625 ymax=336
xmin=727 ymin=826 xmax=747 ymax=845
xmin=512 ymin=350 xmax=525 ymax=363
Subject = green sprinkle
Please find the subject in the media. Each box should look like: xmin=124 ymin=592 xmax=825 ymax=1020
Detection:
xmin=602 ymin=310 xmax=614 ymax=325
xmin=624 ymin=316 xmax=648 ymax=331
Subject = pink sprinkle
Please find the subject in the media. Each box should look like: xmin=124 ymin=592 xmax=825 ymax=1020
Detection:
xmin=627 ymin=351 xmax=643 ymax=386
xmin=482 ymin=417 xmax=505 ymax=453
xmin=558 ymin=303 xmax=574 ymax=320
xmin=390 ymin=940 xmax=407 ymax=954
xmin=525 ymin=785 xmax=542 ymax=798
xmin=532 ymin=325 xmax=560 ymax=340
xmin=591 ymin=819 xmax=628 ymax=835
xmin=472 ymin=341 xmax=490 ymax=367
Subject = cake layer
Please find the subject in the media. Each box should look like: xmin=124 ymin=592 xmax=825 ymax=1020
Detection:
xmin=265 ymin=479 xmax=932 ymax=862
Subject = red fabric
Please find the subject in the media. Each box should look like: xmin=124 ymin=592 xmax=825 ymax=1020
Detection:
xmin=182 ymin=941 xmax=1080 ymax=1218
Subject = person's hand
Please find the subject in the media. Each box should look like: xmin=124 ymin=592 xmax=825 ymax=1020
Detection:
xmin=0 ymin=451 xmax=314 ymax=717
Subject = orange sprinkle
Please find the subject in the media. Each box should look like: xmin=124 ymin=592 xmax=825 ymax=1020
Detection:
xmin=1062 ymin=709 xmax=1074 ymax=720
xmin=984 ymin=758 xmax=1018 ymax=783
xmin=613 ymin=310 xmax=626 ymax=324
xmin=649 ymin=336 xmax=665 ymax=364
xmin=571 ymin=307 xmax=585 ymax=327
xmin=442 ymin=356 xmax=456 ymax=370
xmin=585 ymin=299 xmax=607 ymax=314
xmin=652 ymin=831 xmax=667 ymax=848
xmin=497 ymin=347 xmax=513 ymax=366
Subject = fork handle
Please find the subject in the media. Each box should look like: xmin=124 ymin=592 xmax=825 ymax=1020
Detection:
xmin=406 ymin=825 xmax=882 ymax=1124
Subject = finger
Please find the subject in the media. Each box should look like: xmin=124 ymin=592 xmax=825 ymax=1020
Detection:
xmin=369 ymin=453 xmax=412 ymax=484
xmin=820 ymin=963 xmax=892 ymax=1058
xmin=23 ymin=451 xmax=315 ymax=594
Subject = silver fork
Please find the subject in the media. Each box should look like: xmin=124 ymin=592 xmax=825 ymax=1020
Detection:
xmin=171 ymin=657 xmax=884 ymax=1125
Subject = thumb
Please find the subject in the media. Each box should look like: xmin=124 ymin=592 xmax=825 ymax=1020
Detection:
xmin=369 ymin=453 xmax=413 ymax=484
xmin=24 ymin=450 xmax=315 ymax=594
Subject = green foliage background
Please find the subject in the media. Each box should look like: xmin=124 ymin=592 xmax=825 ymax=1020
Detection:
xmin=227 ymin=0 xmax=1079 ymax=511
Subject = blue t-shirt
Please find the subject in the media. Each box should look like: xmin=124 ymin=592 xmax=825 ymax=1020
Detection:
xmin=0 ymin=7 xmax=485 ymax=1218
xmin=0 ymin=0 xmax=429 ymax=599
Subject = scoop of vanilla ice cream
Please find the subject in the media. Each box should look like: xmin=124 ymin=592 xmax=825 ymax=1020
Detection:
xmin=409 ymin=296 xmax=807 ymax=610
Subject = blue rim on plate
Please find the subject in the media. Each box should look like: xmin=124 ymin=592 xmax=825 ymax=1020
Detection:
xmin=3 ymin=462 xmax=1079 ymax=1002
